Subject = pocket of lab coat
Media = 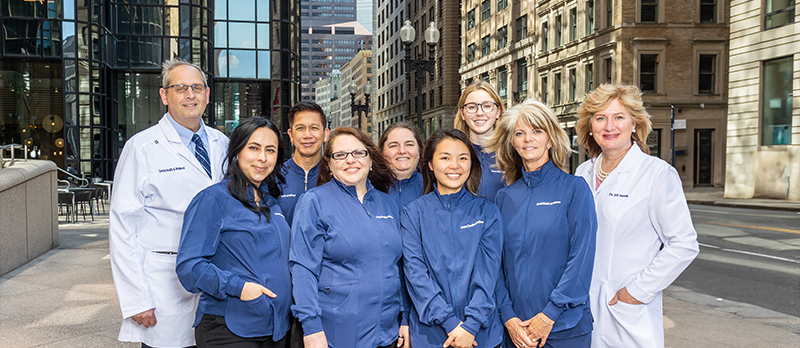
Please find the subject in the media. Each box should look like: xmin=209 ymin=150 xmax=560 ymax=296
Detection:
xmin=143 ymin=253 xmax=197 ymax=315
xmin=607 ymin=301 xmax=654 ymax=345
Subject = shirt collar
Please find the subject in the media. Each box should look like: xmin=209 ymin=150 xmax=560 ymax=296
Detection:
xmin=166 ymin=112 xmax=208 ymax=149
xmin=522 ymin=160 xmax=557 ymax=187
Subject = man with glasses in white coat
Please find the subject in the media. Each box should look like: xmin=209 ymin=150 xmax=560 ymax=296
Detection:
xmin=109 ymin=58 xmax=228 ymax=348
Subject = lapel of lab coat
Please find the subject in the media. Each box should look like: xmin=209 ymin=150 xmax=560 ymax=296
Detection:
xmin=157 ymin=114 xmax=212 ymax=181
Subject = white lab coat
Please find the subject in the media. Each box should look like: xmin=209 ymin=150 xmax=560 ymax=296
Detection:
xmin=575 ymin=144 xmax=699 ymax=348
xmin=109 ymin=114 xmax=228 ymax=347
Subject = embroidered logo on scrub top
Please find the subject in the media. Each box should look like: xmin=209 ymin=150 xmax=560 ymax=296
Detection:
xmin=461 ymin=220 xmax=484 ymax=229
xmin=158 ymin=166 xmax=185 ymax=173
xmin=608 ymin=192 xmax=629 ymax=198
xmin=280 ymin=193 xmax=296 ymax=198
xmin=274 ymin=212 xmax=285 ymax=218
xmin=536 ymin=201 xmax=562 ymax=206
xmin=376 ymin=215 xmax=394 ymax=219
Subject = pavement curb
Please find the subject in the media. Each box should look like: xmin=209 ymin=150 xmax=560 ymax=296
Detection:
xmin=687 ymin=199 xmax=800 ymax=212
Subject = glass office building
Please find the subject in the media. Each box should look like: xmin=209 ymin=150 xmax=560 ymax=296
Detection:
xmin=0 ymin=0 xmax=300 ymax=179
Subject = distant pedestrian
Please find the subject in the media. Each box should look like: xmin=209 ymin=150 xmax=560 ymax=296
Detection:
xmin=574 ymin=84 xmax=699 ymax=347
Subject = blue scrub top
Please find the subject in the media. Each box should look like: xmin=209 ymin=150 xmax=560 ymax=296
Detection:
xmin=401 ymin=185 xmax=504 ymax=348
xmin=176 ymin=178 xmax=292 ymax=339
xmin=494 ymin=160 xmax=597 ymax=340
xmin=474 ymin=144 xmax=505 ymax=200
xmin=289 ymin=179 xmax=405 ymax=348
xmin=277 ymin=157 xmax=320 ymax=226
xmin=387 ymin=170 xmax=424 ymax=216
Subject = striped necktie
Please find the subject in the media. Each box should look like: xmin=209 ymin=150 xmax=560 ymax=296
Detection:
xmin=191 ymin=134 xmax=212 ymax=178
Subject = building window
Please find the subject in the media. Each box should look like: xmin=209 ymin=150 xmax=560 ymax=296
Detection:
xmin=556 ymin=15 xmax=563 ymax=46
xmin=498 ymin=0 xmax=508 ymax=11
xmin=570 ymin=68 xmax=577 ymax=102
xmin=516 ymin=15 xmax=528 ymax=41
xmin=541 ymin=76 xmax=548 ymax=104
xmin=700 ymin=0 xmax=717 ymax=23
xmin=762 ymin=56 xmax=793 ymax=145
xmin=498 ymin=25 xmax=508 ymax=49
xmin=570 ymin=8 xmax=577 ymax=42
xmin=586 ymin=63 xmax=594 ymax=93
xmin=541 ymin=22 xmax=549 ymax=51
xmin=641 ymin=0 xmax=658 ymax=23
xmin=698 ymin=54 xmax=716 ymax=94
xmin=587 ymin=0 xmax=595 ymax=34
xmin=640 ymin=54 xmax=658 ymax=92
xmin=481 ymin=35 xmax=491 ymax=57
xmin=555 ymin=72 xmax=562 ymax=104
xmin=765 ymin=0 xmax=795 ymax=29
xmin=468 ymin=9 xmax=476 ymax=30
xmin=604 ymin=57 xmax=612 ymax=83
xmin=498 ymin=66 xmax=508 ymax=99
xmin=517 ymin=59 xmax=528 ymax=101
xmin=467 ymin=43 xmax=476 ymax=63
xmin=482 ymin=73 xmax=490 ymax=82
xmin=482 ymin=0 xmax=491 ymax=21
xmin=607 ymin=0 xmax=614 ymax=27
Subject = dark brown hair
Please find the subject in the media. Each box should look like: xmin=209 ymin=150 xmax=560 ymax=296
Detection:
xmin=378 ymin=122 xmax=424 ymax=174
xmin=421 ymin=128 xmax=482 ymax=195
xmin=317 ymin=127 xmax=396 ymax=193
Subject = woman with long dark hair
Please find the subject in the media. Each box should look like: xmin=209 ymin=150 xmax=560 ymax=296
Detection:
xmin=401 ymin=128 xmax=504 ymax=348
xmin=290 ymin=127 xmax=409 ymax=348
xmin=176 ymin=116 xmax=292 ymax=348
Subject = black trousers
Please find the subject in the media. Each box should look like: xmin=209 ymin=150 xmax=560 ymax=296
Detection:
xmin=194 ymin=314 xmax=288 ymax=348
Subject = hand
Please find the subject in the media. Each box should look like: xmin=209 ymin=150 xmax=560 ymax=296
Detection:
xmin=240 ymin=281 xmax=276 ymax=301
xmin=397 ymin=325 xmax=411 ymax=348
xmin=520 ymin=313 xmax=553 ymax=347
xmin=443 ymin=323 xmax=477 ymax=348
xmin=130 ymin=308 xmax=157 ymax=328
xmin=303 ymin=331 xmax=328 ymax=348
xmin=504 ymin=317 xmax=536 ymax=348
xmin=608 ymin=286 xmax=643 ymax=306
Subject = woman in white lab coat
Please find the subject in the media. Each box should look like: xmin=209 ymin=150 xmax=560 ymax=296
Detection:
xmin=574 ymin=84 xmax=699 ymax=348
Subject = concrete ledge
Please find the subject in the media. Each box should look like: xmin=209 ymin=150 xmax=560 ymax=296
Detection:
xmin=0 ymin=160 xmax=59 ymax=276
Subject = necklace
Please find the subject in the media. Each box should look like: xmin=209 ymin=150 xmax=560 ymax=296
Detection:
xmin=596 ymin=155 xmax=610 ymax=182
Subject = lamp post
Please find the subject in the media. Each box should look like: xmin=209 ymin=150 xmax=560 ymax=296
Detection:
xmin=401 ymin=20 xmax=440 ymax=133
xmin=349 ymin=80 xmax=372 ymax=132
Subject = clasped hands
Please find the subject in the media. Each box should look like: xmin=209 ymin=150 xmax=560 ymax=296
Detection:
xmin=504 ymin=313 xmax=554 ymax=348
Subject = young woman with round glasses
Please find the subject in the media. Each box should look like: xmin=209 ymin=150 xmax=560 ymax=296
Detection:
xmin=453 ymin=81 xmax=506 ymax=200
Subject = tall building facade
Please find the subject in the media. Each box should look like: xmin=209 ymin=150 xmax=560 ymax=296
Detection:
xmin=725 ymin=0 xmax=798 ymax=200
xmin=374 ymin=0 xmax=407 ymax=139
xmin=327 ymin=50 xmax=373 ymax=137
xmin=0 ymin=0 xmax=300 ymax=179
xmin=462 ymin=0 xmax=731 ymax=188
xmin=402 ymin=0 xmax=462 ymax=139
xmin=299 ymin=0 xmax=372 ymax=102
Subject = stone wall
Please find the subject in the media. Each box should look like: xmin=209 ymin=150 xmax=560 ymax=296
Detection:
xmin=0 ymin=160 xmax=59 ymax=276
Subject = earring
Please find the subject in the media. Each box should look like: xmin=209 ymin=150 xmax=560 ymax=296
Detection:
xmin=547 ymin=146 xmax=551 ymax=150
xmin=633 ymin=129 xmax=637 ymax=133
xmin=589 ymin=132 xmax=592 ymax=136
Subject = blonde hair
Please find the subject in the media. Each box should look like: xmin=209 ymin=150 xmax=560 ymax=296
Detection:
xmin=486 ymin=98 xmax=571 ymax=184
xmin=453 ymin=81 xmax=506 ymax=135
xmin=576 ymin=84 xmax=652 ymax=158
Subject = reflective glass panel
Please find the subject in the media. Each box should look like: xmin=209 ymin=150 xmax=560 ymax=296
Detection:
xmin=258 ymin=50 xmax=271 ymax=78
xmin=229 ymin=0 xmax=255 ymax=20
xmin=228 ymin=50 xmax=256 ymax=78
xmin=214 ymin=21 xmax=227 ymax=47
xmin=228 ymin=22 xmax=255 ymax=48
xmin=257 ymin=23 xmax=269 ymax=49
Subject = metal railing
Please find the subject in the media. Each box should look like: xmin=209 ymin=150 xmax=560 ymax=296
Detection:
xmin=0 ymin=144 xmax=27 ymax=168
xmin=57 ymin=167 xmax=89 ymax=187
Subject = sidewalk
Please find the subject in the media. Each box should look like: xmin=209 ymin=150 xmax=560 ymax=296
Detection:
xmin=1 ymin=204 xmax=799 ymax=347
xmin=684 ymin=186 xmax=800 ymax=212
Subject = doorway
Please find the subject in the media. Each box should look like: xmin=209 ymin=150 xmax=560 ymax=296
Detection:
xmin=694 ymin=129 xmax=714 ymax=186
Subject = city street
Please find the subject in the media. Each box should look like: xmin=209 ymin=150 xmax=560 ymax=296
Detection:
xmin=675 ymin=205 xmax=800 ymax=317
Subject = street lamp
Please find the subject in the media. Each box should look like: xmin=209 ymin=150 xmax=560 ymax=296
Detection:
xmin=349 ymin=80 xmax=372 ymax=132
xmin=401 ymin=20 xmax=440 ymax=133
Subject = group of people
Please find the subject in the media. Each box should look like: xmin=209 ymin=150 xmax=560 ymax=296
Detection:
xmin=109 ymin=59 xmax=699 ymax=348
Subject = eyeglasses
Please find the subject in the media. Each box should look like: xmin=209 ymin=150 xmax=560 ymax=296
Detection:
xmin=330 ymin=149 xmax=369 ymax=160
xmin=164 ymin=84 xmax=207 ymax=94
xmin=462 ymin=102 xmax=498 ymax=114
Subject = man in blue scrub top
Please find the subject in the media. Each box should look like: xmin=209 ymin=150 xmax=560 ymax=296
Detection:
xmin=278 ymin=101 xmax=329 ymax=226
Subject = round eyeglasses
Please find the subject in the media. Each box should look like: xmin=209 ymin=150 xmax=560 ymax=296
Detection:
xmin=462 ymin=102 xmax=498 ymax=114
